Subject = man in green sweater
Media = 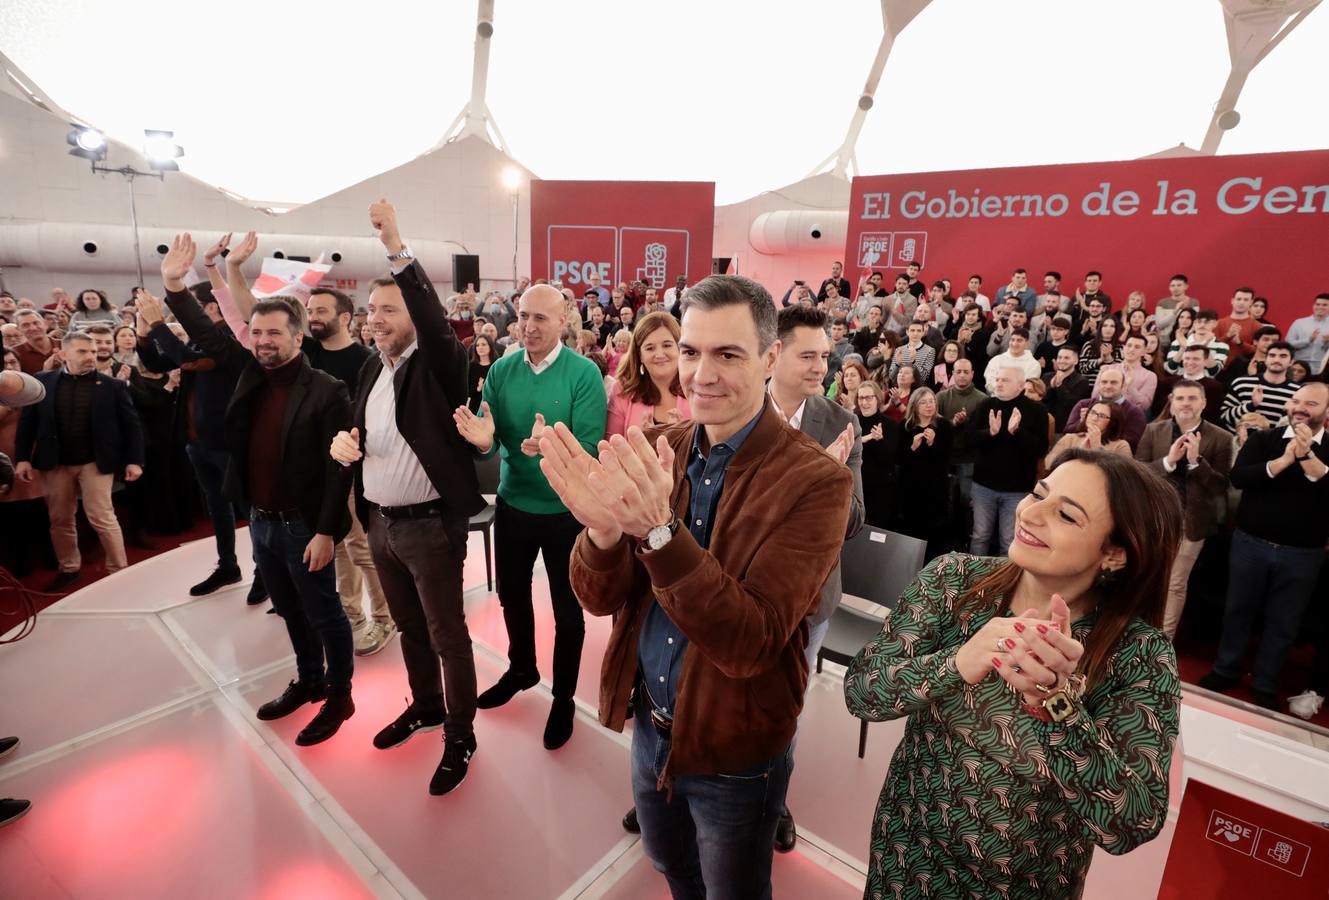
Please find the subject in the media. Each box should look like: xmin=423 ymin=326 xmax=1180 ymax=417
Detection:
xmin=453 ymin=284 xmax=607 ymax=749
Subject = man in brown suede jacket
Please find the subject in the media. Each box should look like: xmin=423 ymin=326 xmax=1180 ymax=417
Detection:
xmin=539 ymin=275 xmax=852 ymax=899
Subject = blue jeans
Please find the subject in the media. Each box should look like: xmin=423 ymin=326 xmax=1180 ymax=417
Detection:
xmin=969 ymin=482 xmax=1023 ymax=556
xmin=1214 ymin=528 xmax=1325 ymax=695
xmin=631 ymin=698 xmax=792 ymax=900
xmin=250 ymin=511 xmax=354 ymax=694
xmin=185 ymin=442 xmax=236 ymax=570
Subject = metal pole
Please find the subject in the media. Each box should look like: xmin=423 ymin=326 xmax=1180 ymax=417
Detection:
xmin=510 ymin=190 xmax=518 ymax=290
xmin=127 ymin=173 xmax=145 ymax=288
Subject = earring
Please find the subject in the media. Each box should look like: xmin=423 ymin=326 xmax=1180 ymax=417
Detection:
xmin=1095 ymin=566 xmax=1118 ymax=588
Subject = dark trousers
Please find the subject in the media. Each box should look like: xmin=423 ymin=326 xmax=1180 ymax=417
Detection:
xmin=185 ymin=442 xmax=236 ymax=571
xmin=631 ymin=698 xmax=791 ymax=900
xmin=250 ymin=511 xmax=354 ymax=694
xmin=1214 ymin=528 xmax=1325 ymax=695
xmin=367 ymin=509 xmax=476 ymax=739
xmin=493 ymin=497 xmax=584 ymax=700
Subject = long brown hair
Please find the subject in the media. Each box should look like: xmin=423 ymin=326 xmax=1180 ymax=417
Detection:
xmin=614 ymin=311 xmax=682 ymax=406
xmin=957 ymin=448 xmax=1182 ymax=688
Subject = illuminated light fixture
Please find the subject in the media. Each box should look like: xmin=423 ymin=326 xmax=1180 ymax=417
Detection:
xmin=143 ymin=129 xmax=183 ymax=170
xmin=66 ymin=125 xmax=107 ymax=161
xmin=500 ymin=166 xmax=521 ymax=190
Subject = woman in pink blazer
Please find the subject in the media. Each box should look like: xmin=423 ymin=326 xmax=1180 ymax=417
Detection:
xmin=605 ymin=311 xmax=691 ymax=437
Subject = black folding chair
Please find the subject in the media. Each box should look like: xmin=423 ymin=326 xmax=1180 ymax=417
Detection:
xmin=467 ymin=453 xmax=501 ymax=591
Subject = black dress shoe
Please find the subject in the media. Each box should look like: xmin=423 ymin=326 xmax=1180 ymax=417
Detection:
xmin=373 ymin=703 xmax=445 ymax=750
xmin=774 ymin=808 xmax=797 ymax=853
xmin=1252 ymin=690 xmax=1280 ymax=711
xmin=0 ymin=798 xmax=31 ymax=827
xmin=246 ymin=572 xmax=269 ymax=606
xmin=0 ymin=736 xmax=18 ymax=761
xmin=1197 ymin=671 xmax=1240 ymax=693
xmin=257 ymin=679 xmax=327 ymax=721
xmin=430 ymin=734 xmax=477 ymax=796
xmin=190 ymin=567 xmax=243 ymax=597
xmin=42 ymin=571 xmax=80 ymax=594
xmin=296 ymin=691 xmax=355 ymax=746
xmin=543 ymin=697 xmax=575 ymax=750
xmin=476 ymin=669 xmax=540 ymax=709
xmin=622 ymin=807 xmax=640 ymax=834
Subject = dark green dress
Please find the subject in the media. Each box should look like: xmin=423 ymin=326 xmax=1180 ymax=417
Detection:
xmin=844 ymin=554 xmax=1179 ymax=900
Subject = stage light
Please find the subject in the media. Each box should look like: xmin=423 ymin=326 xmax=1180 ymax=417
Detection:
xmin=143 ymin=129 xmax=183 ymax=170
xmin=66 ymin=126 xmax=107 ymax=161
xmin=501 ymin=166 xmax=521 ymax=190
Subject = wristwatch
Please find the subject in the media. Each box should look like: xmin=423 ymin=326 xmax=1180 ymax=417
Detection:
xmin=386 ymin=245 xmax=414 ymax=263
xmin=1036 ymin=673 xmax=1087 ymax=723
xmin=642 ymin=518 xmax=680 ymax=552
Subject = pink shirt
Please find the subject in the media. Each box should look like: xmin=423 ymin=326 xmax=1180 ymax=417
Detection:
xmin=605 ymin=380 xmax=691 ymax=437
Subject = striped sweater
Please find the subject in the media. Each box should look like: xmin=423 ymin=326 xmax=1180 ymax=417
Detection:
xmin=1220 ymin=374 xmax=1299 ymax=432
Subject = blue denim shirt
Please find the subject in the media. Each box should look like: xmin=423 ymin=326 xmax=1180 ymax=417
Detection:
xmin=638 ymin=404 xmax=765 ymax=714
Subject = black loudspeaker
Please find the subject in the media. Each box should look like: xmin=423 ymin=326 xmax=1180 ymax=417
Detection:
xmin=712 ymin=257 xmax=732 ymax=275
xmin=453 ymin=254 xmax=480 ymax=292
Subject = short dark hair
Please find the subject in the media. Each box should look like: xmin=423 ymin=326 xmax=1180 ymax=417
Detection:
xmin=189 ymin=282 xmax=219 ymax=308
xmin=1196 ymin=308 xmax=1219 ymax=322
xmin=776 ymin=305 xmax=828 ymax=342
xmin=968 ymin=274 xmax=983 ymax=283
xmin=1266 ymin=340 xmax=1294 ymax=357
xmin=1124 ymin=334 xmax=1147 ymax=347
xmin=250 ymin=298 xmax=303 ymax=335
xmin=80 ymin=322 xmax=113 ymax=337
xmin=1253 ymin=325 xmax=1281 ymax=341
xmin=931 ymin=280 xmax=947 ymax=291
xmin=1316 ymin=292 xmax=1329 ymax=303
xmin=1013 ymin=268 xmax=1027 ymax=276
xmin=369 ymin=275 xmax=397 ymax=293
xmin=1234 ymin=286 xmax=1256 ymax=298
xmin=1170 ymin=274 xmax=1189 ymax=284
xmin=894 ymin=274 xmax=909 ymax=284
xmin=311 ymin=287 xmax=355 ymax=318
xmin=960 ymin=290 xmax=977 ymax=300
xmin=1010 ymin=327 xmax=1030 ymax=340
xmin=1170 ymin=379 xmax=1205 ymax=398
xmin=1052 ymin=316 xmax=1073 ymax=330
xmin=679 ymin=275 xmax=777 ymax=352
xmin=1085 ymin=270 xmax=1103 ymax=279
xmin=1045 ymin=270 xmax=1061 ymax=281
xmin=1182 ymin=344 xmax=1210 ymax=356
xmin=907 ymin=261 xmax=921 ymax=269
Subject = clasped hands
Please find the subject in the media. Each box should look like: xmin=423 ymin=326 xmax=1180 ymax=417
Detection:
xmin=955 ymin=593 xmax=1084 ymax=706
xmin=539 ymin=422 xmax=675 ymax=544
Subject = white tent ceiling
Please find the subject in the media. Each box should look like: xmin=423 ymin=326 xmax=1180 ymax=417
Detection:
xmin=1 ymin=0 xmax=1324 ymax=207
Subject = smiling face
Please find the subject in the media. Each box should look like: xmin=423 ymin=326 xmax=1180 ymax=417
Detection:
xmin=368 ymin=283 xmax=415 ymax=358
xmin=773 ymin=324 xmax=830 ymax=401
xmin=250 ymin=310 xmax=302 ymax=368
xmin=637 ymin=319 xmax=680 ymax=383
xmin=518 ymin=285 xmax=568 ymax=358
xmin=678 ymin=304 xmax=779 ymax=437
xmin=1287 ymin=383 xmax=1329 ymax=431
xmin=855 ymin=385 xmax=879 ymax=415
xmin=306 ymin=292 xmax=346 ymax=340
xmin=1009 ymin=461 xmax=1120 ymax=574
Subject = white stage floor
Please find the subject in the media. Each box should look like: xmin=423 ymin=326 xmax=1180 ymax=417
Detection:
xmin=2 ymin=528 xmax=1327 ymax=898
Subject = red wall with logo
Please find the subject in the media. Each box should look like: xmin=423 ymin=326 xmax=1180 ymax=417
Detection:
xmin=530 ymin=180 xmax=715 ymax=292
xmin=844 ymin=150 xmax=1329 ymax=331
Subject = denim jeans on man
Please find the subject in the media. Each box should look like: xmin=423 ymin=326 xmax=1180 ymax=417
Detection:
xmin=631 ymin=697 xmax=792 ymax=900
xmin=186 ymin=442 xmax=236 ymax=571
xmin=1213 ymin=528 xmax=1325 ymax=695
xmin=250 ymin=511 xmax=354 ymax=693
xmin=969 ymin=482 xmax=1022 ymax=556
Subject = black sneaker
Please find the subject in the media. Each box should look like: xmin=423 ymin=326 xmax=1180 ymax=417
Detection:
xmin=246 ymin=571 xmax=269 ymax=606
xmin=1197 ymin=671 xmax=1239 ymax=693
xmin=429 ymin=734 xmax=477 ymax=796
xmin=296 ymin=691 xmax=355 ymax=746
xmin=42 ymin=571 xmax=80 ymax=594
xmin=475 ymin=669 xmax=540 ymax=709
xmin=0 ymin=736 xmax=18 ymax=761
xmin=190 ymin=567 xmax=243 ymax=597
xmin=373 ymin=702 xmax=444 ymax=750
xmin=257 ymin=679 xmax=327 ymax=721
xmin=0 ymin=798 xmax=31 ymax=827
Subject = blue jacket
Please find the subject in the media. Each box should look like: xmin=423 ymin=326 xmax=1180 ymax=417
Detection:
xmin=15 ymin=369 xmax=144 ymax=475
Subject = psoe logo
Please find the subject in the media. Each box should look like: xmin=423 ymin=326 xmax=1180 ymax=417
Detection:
xmin=858 ymin=232 xmax=893 ymax=268
xmin=1205 ymin=810 xmax=1256 ymax=855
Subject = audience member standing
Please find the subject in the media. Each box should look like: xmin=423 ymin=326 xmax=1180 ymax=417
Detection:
xmin=936 ymin=358 xmax=987 ymax=516
xmin=982 ymin=328 xmax=1040 ymax=394
xmin=0 ymin=354 xmax=54 ymax=577
xmin=606 ymin=312 xmax=691 ymax=437
xmin=896 ymin=388 xmax=952 ymax=559
xmin=14 ymin=331 xmax=143 ymax=593
xmin=1200 ymin=382 xmax=1329 ymax=709
xmin=968 ymin=366 xmax=1049 ymax=555
xmin=1154 ymin=345 xmax=1226 ymax=423
xmin=12 ymin=311 xmax=55 ymax=374
xmin=1046 ymin=401 xmax=1131 ymax=467
xmin=1287 ymin=293 xmax=1329 ymax=372
xmin=854 ymin=381 xmax=901 ymax=528
xmin=1220 ymin=341 xmax=1299 ymax=432
xmin=1064 ymin=367 xmax=1147 ymax=449
xmin=1043 ymin=347 xmax=1091 ymax=433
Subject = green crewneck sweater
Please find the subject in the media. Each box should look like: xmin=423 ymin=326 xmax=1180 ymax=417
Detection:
xmin=480 ymin=346 xmax=607 ymax=514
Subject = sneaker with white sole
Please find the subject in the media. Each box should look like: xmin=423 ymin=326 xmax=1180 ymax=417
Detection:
xmin=354 ymin=620 xmax=397 ymax=657
xmin=1288 ymin=690 xmax=1324 ymax=720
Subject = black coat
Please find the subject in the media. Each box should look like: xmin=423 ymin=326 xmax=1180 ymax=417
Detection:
xmin=138 ymin=321 xmax=246 ymax=452
xmin=348 ymin=261 xmax=485 ymax=525
xmin=15 ymin=369 xmax=144 ymax=475
xmin=164 ymin=287 xmax=352 ymax=541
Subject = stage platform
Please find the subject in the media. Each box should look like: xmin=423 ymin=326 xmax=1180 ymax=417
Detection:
xmin=3 ymin=528 xmax=1328 ymax=898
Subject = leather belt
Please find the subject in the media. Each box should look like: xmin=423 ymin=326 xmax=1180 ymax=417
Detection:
xmin=371 ymin=498 xmax=448 ymax=521
xmin=251 ymin=507 xmax=302 ymax=524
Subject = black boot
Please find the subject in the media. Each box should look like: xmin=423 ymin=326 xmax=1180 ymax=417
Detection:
xmin=257 ymin=679 xmax=326 ymax=721
xmin=476 ymin=668 xmax=540 ymax=709
xmin=246 ymin=570 xmax=269 ymax=606
xmin=296 ymin=691 xmax=355 ymax=746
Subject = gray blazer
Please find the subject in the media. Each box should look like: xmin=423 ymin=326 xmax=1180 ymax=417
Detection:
xmin=797 ymin=394 xmax=866 ymax=625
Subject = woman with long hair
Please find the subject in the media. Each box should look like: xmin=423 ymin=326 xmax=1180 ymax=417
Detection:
xmin=1046 ymin=400 xmax=1132 ymax=469
xmin=112 ymin=324 xmax=140 ymax=370
xmin=884 ymin=364 xmax=920 ymax=421
xmin=68 ymin=288 xmax=118 ymax=329
xmin=1112 ymin=290 xmax=1151 ymax=334
xmin=854 ymin=380 xmax=901 ymax=528
xmin=846 ymin=450 xmax=1183 ymax=898
xmin=1122 ymin=307 xmax=1151 ymax=345
xmin=895 ymin=387 xmax=952 ymax=559
xmin=605 ymin=311 xmax=690 ymax=436
xmin=468 ymin=334 xmax=497 ymax=412
xmin=1079 ymin=317 xmax=1121 ymax=388
xmin=951 ymin=305 xmax=991 ymax=375
xmin=1162 ymin=306 xmax=1194 ymax=357
xmin=833 ymin=360 xmax=870 ymax=412
xmin=931 ymin=340 xmax=965 ymax=391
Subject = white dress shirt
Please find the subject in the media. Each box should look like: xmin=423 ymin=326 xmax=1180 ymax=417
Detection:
xmin=1266 ymin=425 xmax=1325 ymax=482
xmin=361 ymin=342 xmax=441 ymax=506
xmin=524 ymin=339 xmax=563 ymax=376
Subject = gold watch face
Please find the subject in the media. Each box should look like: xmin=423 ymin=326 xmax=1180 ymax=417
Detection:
xmin=1044 ymin=690 xmax=1075 ymax=722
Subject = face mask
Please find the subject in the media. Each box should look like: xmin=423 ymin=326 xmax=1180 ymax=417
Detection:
xmin=460 ymin=311 xmax=472 ymax=320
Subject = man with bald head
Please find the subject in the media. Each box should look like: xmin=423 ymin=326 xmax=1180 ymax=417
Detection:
xmin=454 ymin=278 xmax=607 ymax=750
xmin=968 ymin=364 xmax=1049 ymax=555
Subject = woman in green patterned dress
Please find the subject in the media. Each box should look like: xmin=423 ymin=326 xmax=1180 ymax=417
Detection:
xmin=846 ymin=448 xmax=1183 ymax=900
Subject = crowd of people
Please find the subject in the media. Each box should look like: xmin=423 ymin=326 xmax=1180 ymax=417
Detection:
xmin=2 ymin=211 xmax=1328 ymax=897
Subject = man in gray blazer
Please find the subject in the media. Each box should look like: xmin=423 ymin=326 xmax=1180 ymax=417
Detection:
xmin=768 ymin=305 xmax=865 ymax=852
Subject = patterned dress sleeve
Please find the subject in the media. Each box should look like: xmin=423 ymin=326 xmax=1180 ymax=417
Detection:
xmin=933 ymin=626 xmax=1180 ymax=856
xmin=844 ymin=554 xmax=971 ymax=721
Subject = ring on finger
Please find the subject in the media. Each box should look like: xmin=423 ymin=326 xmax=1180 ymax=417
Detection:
xmin=994 ymin=637 xmax=1006 ymax=653
xmin=1010 ymin=663 xmax=1022 ymax=674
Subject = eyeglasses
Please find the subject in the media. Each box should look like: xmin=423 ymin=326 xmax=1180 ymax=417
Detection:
xmin=1087 ymin=410 xmax=1111 ymax=421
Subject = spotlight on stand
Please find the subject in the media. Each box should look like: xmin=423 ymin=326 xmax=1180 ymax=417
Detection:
xmin=66 ymin=126 xmax=107 ymax=161
xmin=143 ymin=129 xmax=184 ymax=171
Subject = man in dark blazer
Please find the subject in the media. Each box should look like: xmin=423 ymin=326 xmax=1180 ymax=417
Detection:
xmin=1135 ymin=380 xmax=1232 ymax=639
xmin=329 ymin=200 xmax=487 ymax=797
xmin=15 ymin=330 xmax=144 ymax=593
xmin=157 ymin=234 xmax=355 ymax=747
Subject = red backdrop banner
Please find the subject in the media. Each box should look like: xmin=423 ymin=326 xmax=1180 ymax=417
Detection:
xmin=844 ymin=150 xmax=1329 ymax=331
xmin=530 ymin=180 xmax=715 ymax=292
xmin=1158 ymin=779 xmax=1328 ymax=899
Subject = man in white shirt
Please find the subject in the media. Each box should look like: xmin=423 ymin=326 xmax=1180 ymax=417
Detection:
xmin=965 ymin=274 xmax=991 ymax=312
xmin=983 ymin=328 xmax=1041 ymax=393
xmin=1287 ymin=292 xmax=1329 ymax=371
